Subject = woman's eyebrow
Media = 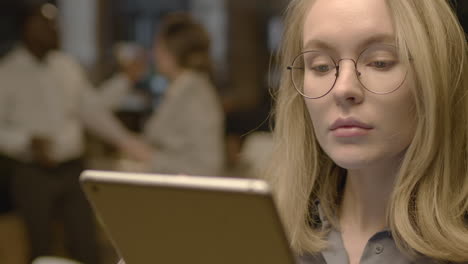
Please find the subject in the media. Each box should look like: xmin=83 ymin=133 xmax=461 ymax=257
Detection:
xmin=303 ymin=33 xmax=396 ymax=51
xmin=302 ymin=39 xmax=334 ymax=52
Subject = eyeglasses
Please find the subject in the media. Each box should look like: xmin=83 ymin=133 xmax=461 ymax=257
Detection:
xmin=287 ymin=44 xmax=408 ymax=99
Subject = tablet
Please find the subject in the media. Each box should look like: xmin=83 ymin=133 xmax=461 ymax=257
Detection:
xmin=80 ymin=170 xmax=296 ymax=264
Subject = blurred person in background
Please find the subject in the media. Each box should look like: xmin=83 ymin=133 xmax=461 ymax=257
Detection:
xmin=97 ymin=42 xmax=154 ymax=138
xmin=142 ymin=12 xmax=225 ymax=176
xmin=98 ymin=42 xmax=150 ymax=112
xmin=0 ymin=1 xmax=154 ymax=263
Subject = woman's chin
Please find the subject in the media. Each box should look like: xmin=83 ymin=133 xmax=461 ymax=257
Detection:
xmin=327 ymin=152 xmax=377 ymax=171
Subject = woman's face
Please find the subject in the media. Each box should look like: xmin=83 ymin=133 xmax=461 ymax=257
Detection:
xmin=303 ymin=0 xmax=416 ymax=170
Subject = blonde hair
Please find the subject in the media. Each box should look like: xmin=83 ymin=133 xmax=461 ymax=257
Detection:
xmin=265 ymin=0 xmax=468 ymax=262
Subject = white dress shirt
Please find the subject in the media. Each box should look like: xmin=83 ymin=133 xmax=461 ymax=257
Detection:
xmin=0 ymin=47 xmax=133 ymax=163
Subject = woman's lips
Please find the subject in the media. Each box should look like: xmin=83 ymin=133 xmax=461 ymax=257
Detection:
xmin=330 ymin=118 xmax=373 ymax=137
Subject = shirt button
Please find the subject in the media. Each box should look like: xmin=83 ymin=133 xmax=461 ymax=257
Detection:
xmin=375 ymin=244 xmax=384 ymax=254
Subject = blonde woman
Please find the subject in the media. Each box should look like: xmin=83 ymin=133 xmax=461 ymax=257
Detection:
xmin=265 ymin=0 xmax=468 ymax=263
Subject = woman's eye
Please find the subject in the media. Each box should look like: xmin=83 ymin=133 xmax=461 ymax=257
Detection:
xmin=310 ymin=64 xmax=331 ymax=73
xmin=369 ymin=60 xmax=395 ymax=69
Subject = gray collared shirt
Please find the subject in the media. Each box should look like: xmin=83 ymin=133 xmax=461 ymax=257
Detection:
xmin=297 ymin=203 xmax=437 ymax=264
xmin=297 ymin=229 xmax=436 ymax=264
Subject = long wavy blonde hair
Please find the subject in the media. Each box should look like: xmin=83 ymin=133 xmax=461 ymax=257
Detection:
xmin=264 ymin=0 xmax=468 ymax=262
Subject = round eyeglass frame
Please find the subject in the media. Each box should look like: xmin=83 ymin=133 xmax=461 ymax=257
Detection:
xmin=286 ymin=44 xmax=409 ymax=99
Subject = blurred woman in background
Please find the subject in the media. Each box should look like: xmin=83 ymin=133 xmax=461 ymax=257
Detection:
xmin=144 ymin=13 xmax=224 ymax=176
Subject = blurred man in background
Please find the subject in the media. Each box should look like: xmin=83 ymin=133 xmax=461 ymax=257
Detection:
xmin=0 ymin=1 xmax=153 ymax=263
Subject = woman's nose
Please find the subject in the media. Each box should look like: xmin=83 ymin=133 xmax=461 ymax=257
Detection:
xmin=331 ymin=59 xmax=364 ymax=105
